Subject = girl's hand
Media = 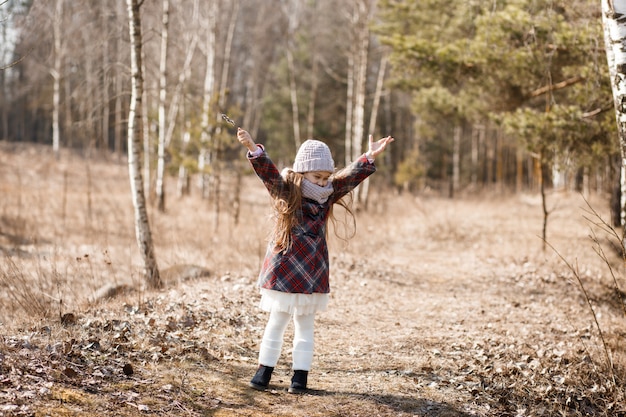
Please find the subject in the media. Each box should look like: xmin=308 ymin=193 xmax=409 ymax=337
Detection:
xmin=237 ymin=128 xmax=259 ymax=153
xmin=368 ymin=134 xmax=394 ymax=158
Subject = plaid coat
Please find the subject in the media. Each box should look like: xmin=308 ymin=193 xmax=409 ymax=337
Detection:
xmin=249 ymin=148 xmax=376 ymax=294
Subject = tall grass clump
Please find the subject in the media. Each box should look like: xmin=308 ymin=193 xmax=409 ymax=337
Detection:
xmin=546 ymin=196 xmax=626 ymax=407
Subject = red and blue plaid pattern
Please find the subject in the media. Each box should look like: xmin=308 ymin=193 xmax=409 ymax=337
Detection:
xmin=249 ymin=149 xmax=376 ymax=294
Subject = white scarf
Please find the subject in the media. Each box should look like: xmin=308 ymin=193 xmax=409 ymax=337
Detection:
xmin=301 ymin=178 xmax=334 ymax=204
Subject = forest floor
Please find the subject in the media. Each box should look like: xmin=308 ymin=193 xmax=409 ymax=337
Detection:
xmin=1 ymin=141 xmax=626 ymax=416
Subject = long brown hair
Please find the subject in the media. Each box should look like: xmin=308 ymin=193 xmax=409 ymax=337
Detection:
xmin=272 ymin=168 xmax=356 ymax=252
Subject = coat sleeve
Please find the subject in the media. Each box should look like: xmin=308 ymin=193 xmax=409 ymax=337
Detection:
xmin=247 ymin=147 xmax=288 ymax=199
xmin=329 ymin=154 xmax=376 ymax=204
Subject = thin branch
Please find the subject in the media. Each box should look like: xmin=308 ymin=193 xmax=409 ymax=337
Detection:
xmin=579 ymin=195 xmax=626 ymax=319
xmin=588 ymin=228 xmax=626 ymax=318
xmin=543 ymin=238 xmax=616 ymax=386
xmin=0 ymin=47 xmax=33 ymax=71
xmin=582 ymin=104 xmax=612 ymax=119
xmin=529 ymin=75 xmax=584 ymax=98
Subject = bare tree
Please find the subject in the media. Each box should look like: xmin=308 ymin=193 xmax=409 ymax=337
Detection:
xmin=198 ymin=0 xmax=217 ymax=199
xmin=217 ymin=0 xmax=239 ymax=113
xmin=126 ymin=0 xmax=161 ymax=289
xmin=210 ymin=0 xmax=240 ymax=231
xmin=141 ymin=43 xmax=151 ymax=196
xmin=172 ymin=0 xmax=200 ymax=197
xmin=344 ymin=0 xmax=373 ymax=206
xmin=100 ymin=0 xmax=111 ymax=156
xmin=51 ymin=0 xmax=63 ymax=158
xmin=114 ymin=0 xmax=126 ymax=161
xmin=306 ymin=0 xmax=320 ymax=140
xmin=351 ymin=1 xmax=370 ymax=163
xmin=155 ymin=0 xmax=170 ymax=212
xmin=282 ymin=0 xmax=302 ymax=148
xmin=344 ymin=52 xmax=354 ymax=166
xmin=361 ymin=51 xmax=388 ymax=208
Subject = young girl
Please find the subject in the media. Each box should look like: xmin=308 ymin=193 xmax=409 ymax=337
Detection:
xmin=236 ymin=127 xmax=393 ymax=394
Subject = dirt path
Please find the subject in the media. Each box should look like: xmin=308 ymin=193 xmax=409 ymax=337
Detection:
xmin=1 ymin=144 xmax=623 ymax=417
xmin=190 ymin=193 xmax=618 ymax=416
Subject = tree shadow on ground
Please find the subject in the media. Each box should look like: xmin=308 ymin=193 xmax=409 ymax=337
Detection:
xmin=0 ymin=226 xmax=51 ymax=259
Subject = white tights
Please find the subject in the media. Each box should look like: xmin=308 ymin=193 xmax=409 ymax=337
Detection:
xmin=258 ymin=310 xmax=315 ymax=371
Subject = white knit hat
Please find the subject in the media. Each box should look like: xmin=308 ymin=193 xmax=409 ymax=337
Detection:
xmin=292 ymin=139 xmax=335 ymax=173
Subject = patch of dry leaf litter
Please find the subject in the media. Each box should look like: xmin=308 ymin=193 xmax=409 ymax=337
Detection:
xmin=0 ymin=275 xmax=265 ymax=416
xmin=2 ymin=253 xmax=623 ymax=416
xmin=314 ymin=247 xmax=626 ymax=416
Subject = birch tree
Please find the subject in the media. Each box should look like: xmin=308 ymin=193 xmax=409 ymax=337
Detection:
xmin=351 ymin=1 xmax=370 ymax=163
xmin=198 ymin=0 xmax=217 ymax=199
xmin=126 ymin=0 xmax=161 ymax=289
xmin=172 ymin=0 xmax=200 ymax=197
xmin=306 ymin=0 xmax=320 ymax=140
xmin=155 ymin=0 xmax=170 ymax=212
xmin=114 ymin=0 xmax=126 ymax=161
xmin=51 ymin=0 xmax=63 ymax=158
xmin=361 ymin=52 xmax=388 ymax=208
xmin=141 ymin=44 xmax=151 ymax=195
xmin=603 ymin=0 xmax=626 ymax=227
xmin=283 ymin=0 xmax=303 ymax=148
xmin=100 ymin=0 xmax=110 ymax=157
xmin=210 ymin=0 xmax=240 ymax=231
xmin=345 ymin=0 xmax=372 ymax=207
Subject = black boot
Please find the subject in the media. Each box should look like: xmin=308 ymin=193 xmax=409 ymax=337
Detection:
xmin=288 ymin=370 xmax=308 ymax=394
xmin=249 ymin=365 xmax=274 ymax=391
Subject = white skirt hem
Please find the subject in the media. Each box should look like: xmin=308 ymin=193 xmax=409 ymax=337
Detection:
xmin=258 ymin=288 xmax=329 ymax=315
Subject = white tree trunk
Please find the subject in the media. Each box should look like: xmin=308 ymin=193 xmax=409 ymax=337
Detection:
xmin=101 ymin=0 xmax=110 ymax=156
xmin=173 ymin=45 xmax=197 ymax=199
xmin=516 ymin=141 xmax=523 ymax=193
xmin=177 ymin=130 xmax=191 ymax=197
xmin=168 ymin=0 xmax=199 ymax=198
xmin=305 ymin=0 xmax=321 ymax=140
xmin=210 ymin=0 xmax=240 ymax=231
xmin=307 ymin=52 xmax=319 ymax=139
xmin=84 ymin=43 xmax=95 ymax=153
xmin=155 ymin=0 xmax=170 ymax=212
xmin=471 ymin=124 xmax=484 ymax=188
xmin=286 ymin=49 xmax=302 ymax=149
xmin=452 ymin=125 xmax=461 ymax=197
xmin=126 ymin=0 xmax=161 ymax=289
xmin=114 ymin=17 xmax=124 ymax=161
xmin=367 ymin=54 xmax=388 ymax=139
xmin=351 ymin=6 xmax=368 ymax=162
xmin=198 ymin=0 xmax=217 ymax=199
xmin=283 ymin=0 xmax=302 ymax=148
xmin=165 ymin=32 xmax=198 ymax=148
xmin=141 ymin=47 xmax=150 ymax=194
xmin=603 ymin=0 xmax=626 ymax=226
xmin=361 ymin=53 xmax=388 ymax=210
xmin=218 ymin=0 xmax=239 ymax=111
xmin=51 ymin=0 xmax=63 ymax=158
xmin=344 ymin=53 xmax=354 ymax=166
xmin=350 ymin=0 xmax=371 ymax=207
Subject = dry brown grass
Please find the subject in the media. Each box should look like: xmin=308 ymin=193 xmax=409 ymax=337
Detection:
xmin=1 ymin=141 xmax=625 ymax=416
